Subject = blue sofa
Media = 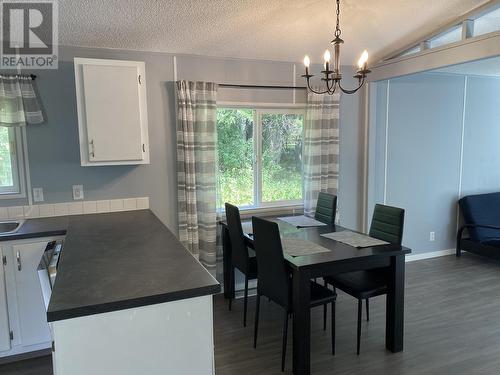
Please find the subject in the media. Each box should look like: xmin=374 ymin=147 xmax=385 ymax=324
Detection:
xmin=457 ymin=192 xmax=500 ymax=258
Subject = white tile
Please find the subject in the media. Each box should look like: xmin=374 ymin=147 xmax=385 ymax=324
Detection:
xmin=136 ymin=197 xmax=149 ymax=209
xmin=38 ymin=204 xmax=55 ymax=217
xmin=24 ymin=205 xmax=40 ymax=218
xmin=123 ymin=198 xmax=137 ymax=211
xmin=8 ymin=206 xmax=24 ymax=219
xmin=68 ymin=202 xmax=84 ymax=215
xmin=83 ymin=201 xmax=97 ymax=214
xmin=0 ymin=207 xmax=8 ymax=220
xmin=53 ymin=203 xmax=69 ymax=216
xmin=109 ymin=199 xmax=124 ymax=212
xmin=96 ymin=200 xmax=110 ymax=213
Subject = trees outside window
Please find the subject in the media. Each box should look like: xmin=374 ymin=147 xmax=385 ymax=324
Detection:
xmin=217 ymin=108 xmax=304 ymax=208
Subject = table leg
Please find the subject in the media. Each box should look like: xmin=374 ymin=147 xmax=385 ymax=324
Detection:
xmin=292 ymin=269 xmax=311 ymax=375
xmin=222 ymin=226 xmax=235 ymax=299
xmin=386 ymin=254 xmax=405 ymax=352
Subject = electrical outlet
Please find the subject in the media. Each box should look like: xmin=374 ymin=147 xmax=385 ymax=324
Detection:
xmin=429 ymin=231 xmax=435 ymax=242
xmin=33 ymin=187 xmax=44 ymax=202
xmin=72 ymin=185 xmax=84 ymax=200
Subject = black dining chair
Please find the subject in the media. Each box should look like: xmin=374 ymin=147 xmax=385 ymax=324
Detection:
xmin=324 ymin=203 xmax=405 ymax=355
xmin=225 ymin=203 xmax=258 ymax=327
xmin=315 ymin=192 xmax=338 ymax=225
xmin=252 ymin=216 xmax=337 ymax=372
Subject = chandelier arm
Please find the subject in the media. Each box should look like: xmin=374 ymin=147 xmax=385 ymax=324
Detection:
xmin=338 ymin=77 xmax=365 ymax=95
xmin=306 ymin=78 xmax=329 ymax=95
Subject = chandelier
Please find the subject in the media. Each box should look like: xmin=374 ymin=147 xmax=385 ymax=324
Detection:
xmin=302 ymin=0 xmax=370 ymax=95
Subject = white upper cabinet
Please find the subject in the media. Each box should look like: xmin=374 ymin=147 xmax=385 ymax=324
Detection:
xmin=74 ymin=58 xmax=150 ymax=166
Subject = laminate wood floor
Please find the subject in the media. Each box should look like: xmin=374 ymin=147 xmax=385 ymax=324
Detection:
xmin=3 ymin=253 xmax=500 ymax=374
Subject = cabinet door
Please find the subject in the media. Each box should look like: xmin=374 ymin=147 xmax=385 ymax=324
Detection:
xmin=11 ymin=242 xmax=51 ymax=347
xmin=0 ymin=247 xmax=10 ymax=352
xmin=82 ymin=63 xmax=144 ymax=162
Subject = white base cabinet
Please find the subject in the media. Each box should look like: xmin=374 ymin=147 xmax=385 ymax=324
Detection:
xmin=0 ymin=237 xmax=64 ymax=359
xmin=52 ymin=295 xmax=215 ymax=375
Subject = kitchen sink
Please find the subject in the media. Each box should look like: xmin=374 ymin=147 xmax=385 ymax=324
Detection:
xmin=0 ymin=220 xmax=25 ymax=235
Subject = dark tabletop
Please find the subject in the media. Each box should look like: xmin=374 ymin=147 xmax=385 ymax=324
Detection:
xmin=39 ymin=210 xmax=220 ymax=322
xmin=226 ymin=218 xmax=411 ymax=271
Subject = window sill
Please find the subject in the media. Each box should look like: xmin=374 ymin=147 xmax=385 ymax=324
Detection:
xmin=219 ymin=203 xmax=304 ymax=220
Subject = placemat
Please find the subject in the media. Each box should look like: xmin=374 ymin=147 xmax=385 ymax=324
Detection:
xmin=321 ymin=231 xmax=390 ymax=248
xmin=278 ymin=215 xmax=328 ymax=228
xmin=281 ymin=238 xmax=330 ymax=257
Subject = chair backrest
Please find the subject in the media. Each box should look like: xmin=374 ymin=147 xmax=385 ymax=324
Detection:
xmin=225 ymin=203 xmax=250 ymax=272
xmin=459 ymin=193 xmax=500 ymax=242
xmin=369 ymin=204 xmax=405 ymax=245
xmin=315 ymin=192 xmax=337 ymax=225
xmin=252 ymin=216 xmax=291 ymax=309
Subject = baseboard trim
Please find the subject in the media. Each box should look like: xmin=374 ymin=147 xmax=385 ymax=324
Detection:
xmin=406 ymin=248 xmax=455 ymax=262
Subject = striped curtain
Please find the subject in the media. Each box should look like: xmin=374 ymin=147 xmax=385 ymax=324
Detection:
xmin=176 ymin=81 xmax=218 ymax=273
xmin=303 ymin=92 xmax=340 ymax=217
xmin=0 ymin=75 xmax=43 ymax=126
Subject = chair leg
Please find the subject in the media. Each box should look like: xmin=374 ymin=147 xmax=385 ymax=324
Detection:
xmin=357 ymin=299 xmax=362 ymax=355
xmin=253 ymin=293 xmax=260 ymax=348
xmin=331 ymin=300 xmax=336 ymax=355
xmin=323 ymin=304 xmax=327 ymax=331
xmin=365 ymin=298 xmax=370 ymax=322
xmin=281 ymin=310 xmax=289 ymax=372
xmin=228 ymin=267 xmax=233 ymax=311
xmin=243 ymin=275 xmax=249 ymax=327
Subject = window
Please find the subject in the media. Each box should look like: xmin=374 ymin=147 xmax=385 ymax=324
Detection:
xmin=217 ymin=107 xmax=304 ymax=208
xmin=429 ymin=25 xmax=462 ymax=49
xmin=0 ymin=127 xmax=23 ymax=196
xmin=473 ymin=7 xmax=500 ymax=37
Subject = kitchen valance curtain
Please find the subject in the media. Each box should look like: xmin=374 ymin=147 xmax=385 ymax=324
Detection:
xmin=303 ymin=91 xmax=340 ymax=217
xmin=176 ymin=80 xmax=218 ymax=274
xmin=0 ymin=75 xmax=43 ymax=127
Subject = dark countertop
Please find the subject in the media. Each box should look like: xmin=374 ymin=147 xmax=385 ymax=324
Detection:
xmin=15 ymin=210 xmax=220 ymax=322
xmin=0 ymin=216 xmax=68 ymax=241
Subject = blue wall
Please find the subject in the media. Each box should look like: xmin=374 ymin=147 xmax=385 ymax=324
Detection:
xmin=370 ymin=72 xmax=500 ymax=254
xmin=0 ymin=46 xmax=366 ymax=234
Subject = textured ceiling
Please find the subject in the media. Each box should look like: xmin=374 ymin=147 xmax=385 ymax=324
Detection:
xmin=59 ymin=0 xmax=489 ymax=64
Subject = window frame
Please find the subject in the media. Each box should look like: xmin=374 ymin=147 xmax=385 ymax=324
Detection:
xmin=0 ymin=126 xmax=26 ymax=198
xmin=216 ymin=103 xmax=306 ymax=210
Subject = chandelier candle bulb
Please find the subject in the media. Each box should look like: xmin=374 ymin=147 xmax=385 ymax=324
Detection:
xmin=358 ymin=50 xmax=369 ymax=70
xmin=324 ymin=50 xmax=331 ymax=71
xmin=303 ymin=55 xmax=310 ymax=75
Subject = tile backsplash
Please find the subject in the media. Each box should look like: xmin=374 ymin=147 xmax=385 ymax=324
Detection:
xmin=0 ymin=197 xmax=150 ymax=220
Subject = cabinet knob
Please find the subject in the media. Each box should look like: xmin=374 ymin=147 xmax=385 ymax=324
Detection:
xmin=16 ymin=251 xmax=21 ymax=271
xmin=89 ymin=139 xmax=95 ymax=158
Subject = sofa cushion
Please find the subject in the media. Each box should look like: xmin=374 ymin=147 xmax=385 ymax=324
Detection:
xmin=459 ymin=192 xmax=500 ymax=242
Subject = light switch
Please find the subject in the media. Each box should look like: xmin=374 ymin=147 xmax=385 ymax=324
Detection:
xmin=72 ymin=185 xmax=84 ymax=200
xmin=33 ymin=187 xmax=44 ymax=202
xmin=429 ymin=231 xmax=435 ymax=242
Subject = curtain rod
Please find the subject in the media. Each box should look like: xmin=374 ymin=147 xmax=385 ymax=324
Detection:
xmin=219 ymin=83 xmax=306 ymax=90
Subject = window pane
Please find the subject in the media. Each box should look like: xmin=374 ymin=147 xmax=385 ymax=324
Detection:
xmin=474 ymin=7 xmax=500 ymax=37
xmin=217 ymin=109 xmax=254 ymax=207
xmin=261 ymin=113 xmax=303 ymax=202
xmin=0 ymin=127 xmax=14 ymax=188
xmin=429 ymin=26 xmax=462 ymax=48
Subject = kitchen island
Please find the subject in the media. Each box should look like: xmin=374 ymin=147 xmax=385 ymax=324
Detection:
xmin=46 ymin=210 xmax=220 ymax=375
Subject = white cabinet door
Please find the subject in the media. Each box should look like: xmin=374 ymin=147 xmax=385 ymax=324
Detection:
xmin=0 ymin=247 xmax=11 ymax=352
xmin=11 ymin=241 xmax=51 ymax=347
xmin=74 ymin=58 xmax=149 ymax=166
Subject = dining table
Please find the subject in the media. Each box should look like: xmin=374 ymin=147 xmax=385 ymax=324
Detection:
xmin=219 ymin=217 xmax=412 ymax=375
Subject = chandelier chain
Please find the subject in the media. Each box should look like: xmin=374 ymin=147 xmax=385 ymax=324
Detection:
xmin=334 ymin=0 xmax=341 ymax=38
